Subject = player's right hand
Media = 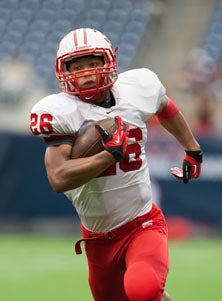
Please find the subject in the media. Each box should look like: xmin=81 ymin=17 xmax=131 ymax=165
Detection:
xmin=95 ymin=116 xmax=129 ymax=162
xmin=171 ymin=150 xmax=203 ymax=184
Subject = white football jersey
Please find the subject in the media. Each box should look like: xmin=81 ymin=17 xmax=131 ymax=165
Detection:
xmin=30 ymin=68 xmax=166 ymax=232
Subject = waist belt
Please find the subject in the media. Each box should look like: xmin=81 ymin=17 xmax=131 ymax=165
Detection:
xmin=74 ymin=208 xmax=156 ymax=255
xmin=75 ymin=232 xmax=114 ymax=255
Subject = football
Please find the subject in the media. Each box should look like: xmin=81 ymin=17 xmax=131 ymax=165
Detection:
xmin=71 ymin=118 xmax=116 ymax=159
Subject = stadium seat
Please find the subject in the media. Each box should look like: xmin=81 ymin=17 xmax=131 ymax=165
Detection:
xmin=85 ymin=9 xmax=108 ymax=24
xmin=51 ymin=19 xmax=72 ymax=33
xmin=120 ymin=32 xmax=142 ymax=49
xmin=63 ymin=0 xmax=85 ymax=13
xmin=103 ymin=20 xmax=124 ymax=36
xmin=29 ymin=19 xmax=52 ymax=33
xmin=110 ymin=0 xmax=132 ymax=10
xmin=202 ymin=1 xmax=222 ymax=64
xmin=7 ymin=19 xmax=29 ymax=35
xmin=54 ymin=8 xmax=78 ymax=21
xmin=107 ymin=8 xmax=130 ymax=25
xmin=118 ymin=42 xmax=137 ymax=59
xmin=19 ymin=0 xmax=42 ymax=10
xmin=42 ymin=0 xmax=63 ymax=10
xmin=0 ymin=19 xmax=6 ymax=35
xmin=18 ymin=41 xmax=40 ymax=58
xmin=0 ymin=7 xmax=12 ymax=22
xmin=125 ymin=20 xmax=148 ymax=38
xmin=130 ymin=8 xmax=150 ymax=24
xmin=14 ymin=7 xmax=34 ymax=23
xmin=0 ymin=0 xmax=19 ymax=10
xmin=25 ymin=31 xmax=46 ymax=44
xmin=2 ymin=30 xmax=24 ymax=47
xmin=35 ymin=8 xmax=56 ymax=22
xmin=210 ymin=21 xmax=222 ymax=35
xmin=0 ymin=41 xmax=17 ymax=57
xmin=88 ymin=0 xmax=111 ymax=11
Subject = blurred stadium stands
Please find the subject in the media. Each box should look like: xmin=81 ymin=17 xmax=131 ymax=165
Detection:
xmin=202 ymin=0 xmax=222 ymax=63
xmin=0 ymin=0 xmax=153 ymax=91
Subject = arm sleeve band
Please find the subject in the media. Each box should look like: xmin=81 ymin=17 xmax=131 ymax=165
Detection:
xmin=156 ymin=97 xmax=180 ymax=121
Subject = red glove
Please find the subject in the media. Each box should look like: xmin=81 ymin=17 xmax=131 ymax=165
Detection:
xmin=95 ymin=116 xmax=129 ymax=162
xmin=171 ymin=150 xmax=203 ymax=184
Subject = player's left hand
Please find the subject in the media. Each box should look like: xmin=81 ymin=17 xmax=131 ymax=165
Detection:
xmin=171 ymin=150 xmax=203 ymax=184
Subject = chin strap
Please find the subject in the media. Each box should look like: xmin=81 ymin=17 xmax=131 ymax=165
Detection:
xmin=79 ymin=89 xmax=102 ymax=102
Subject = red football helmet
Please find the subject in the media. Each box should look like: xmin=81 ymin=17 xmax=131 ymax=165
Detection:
xmin=55 ymin=28 xmax=118 ymax=102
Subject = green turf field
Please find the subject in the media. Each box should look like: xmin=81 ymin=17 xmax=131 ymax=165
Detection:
xmin=0 ymin=234 xmax=221 ymax=301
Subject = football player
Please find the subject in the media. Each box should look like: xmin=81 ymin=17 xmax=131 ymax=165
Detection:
xmin=30 ymin=28 xmax=203 ymax=301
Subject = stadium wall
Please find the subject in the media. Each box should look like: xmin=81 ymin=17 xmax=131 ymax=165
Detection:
xmin=0 ymin=133 xmax=221 ymax=228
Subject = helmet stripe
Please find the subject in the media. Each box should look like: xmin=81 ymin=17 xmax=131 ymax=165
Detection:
xmin=73 ymin=28 xmax=87 ymax=47
xmin=73 ymin=30 xmax=78 ymax=47
xmin=83 ymin=28 xmax=87 ymax=45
